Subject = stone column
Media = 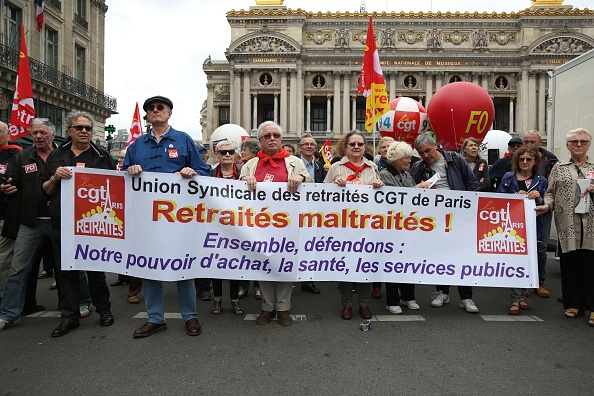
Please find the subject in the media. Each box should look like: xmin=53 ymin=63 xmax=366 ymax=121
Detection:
xmin=538 ymin=71 xmax=546 ymax=135
xmin=306 ymin=95 xmax=311 ymax=132
xmin=389 ymin=71 xmax=397 ymax=100
xmin=509 ymin=96 xmax=515 ymax=133
xmin=435 ymin=71 xmax=444 ymax=91
xmin=333 ymin=71 xmax=341 ymax=136
xmin=233 ymin=70 xmax=241 ymax=124
xmin=481 ymin=72 xmax=489 ymax=91
xmin=326 ymin=95 xmax=332 ymax=132
xmin=252 ymin=93 xmax=258 ymax=132
xmin=289 ymin=70 xmax=297 ymax=135
xmin=242 ymin=71 xmax=251 ymax=132
xmin=520 ymin=68 xmax=529 ymax=134
xmin=229 ymin=67 xmax=236 ymax=124
xmin=296 ymin=63 xmax=304 ymax=134
xmin=471 ymin=71 xmax=480 ymax=85
xmin=425 ymin=72 xmax=433 ymax=106
xmin=273 ymin=93 xmax=279 ymax=125
xmin=206 ymin=82 xmax=215 ymax=141
xmin=280 ymin=69 xmax=288 ymax=131
xmin=343 ymin=72 xmax=351 ymax=133
xmin=351 ymin=95 xmax=357 ymax=131
xmin=528 ymin=70 xmax=537 ymax=131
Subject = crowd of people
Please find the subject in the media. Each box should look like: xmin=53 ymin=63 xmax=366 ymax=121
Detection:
xmin=0 ymin=95 xmax=592 ymax=336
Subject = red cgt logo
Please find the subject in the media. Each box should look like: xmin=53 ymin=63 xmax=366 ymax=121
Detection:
xmin=476 ymin=197 xmax=527 ymax=255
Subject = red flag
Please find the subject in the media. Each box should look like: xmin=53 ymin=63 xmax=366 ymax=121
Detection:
xmin=35 ymin=1 xmax=45 ymax=32
xmin=320 ymin=138 xmax=333 ymax=167
xmin=358 ymin=17 xmax=390 ymax=132
xmin=125 ymin=102 xmax=143 ymax=149
xmin=9 ymin=25 xmax=35 ymax=141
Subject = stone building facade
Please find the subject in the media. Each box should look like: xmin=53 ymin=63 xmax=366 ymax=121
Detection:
xmin=0 ymin=0 xmax=116 ymax=143
xmin=202 ymin=0 xmax=594 ymax=148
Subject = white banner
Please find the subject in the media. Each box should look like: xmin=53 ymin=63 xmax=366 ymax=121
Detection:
xmin=62 ymin=168 xmax=538 ymax=288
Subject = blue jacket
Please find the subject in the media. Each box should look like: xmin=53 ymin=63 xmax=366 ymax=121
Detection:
xmin=497 ymin=171 xmax=548 ymax=241
xmin=413 ymin=149 xmax=479 ymax=191
xmin=124 ymin=127 xmax=210 ymax=176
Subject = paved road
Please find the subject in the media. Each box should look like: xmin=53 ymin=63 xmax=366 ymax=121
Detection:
xmin=1 ymin=254 xmax=593 ymax=395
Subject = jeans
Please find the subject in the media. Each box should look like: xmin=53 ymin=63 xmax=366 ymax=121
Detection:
xmin=0 ymin=221 xmax=51 ymax=322
xmin=143 ymin=279 xmax=197 ymax=324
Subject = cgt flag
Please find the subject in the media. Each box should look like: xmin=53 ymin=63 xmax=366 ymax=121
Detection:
xmin=358 ymin=17 xmax=390 ymax=132
xmin=9 ymin=25 xmax=35 ymax=141
xmin=125 ymin=102 xmax=143 ymax=149
xmin=320 ymin=138 xmax=333 ymax=167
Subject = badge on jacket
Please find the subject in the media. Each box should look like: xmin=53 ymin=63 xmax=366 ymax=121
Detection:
xmin=24 ymin=163 xmax=37 ymax=173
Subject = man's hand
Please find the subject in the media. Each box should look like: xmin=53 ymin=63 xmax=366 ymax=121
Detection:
xmin=0 ymin=177 xmax=17 ymax=196
xmin=243 ymin=176 xmax=257 ymax=191
xmin=535 ymin=203 xmax=549 ymax=215
xmin=127 ymin=165 xmax=143 ymax=175
xmin=287 ymin=176 xmax=303 ymax=193
xmin=177 ymin=167 xmax=197 ymax=179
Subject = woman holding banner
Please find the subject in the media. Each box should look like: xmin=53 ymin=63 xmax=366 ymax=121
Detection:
xmin=537 ymin=128 xmax=594 ymax=327
xmin=324 ymin=131 xmax=383 ymax=320
xmin=379 ymin=141 xmax=431 ymax=314
xmin=498 ymin=146 xmax=548 ymax=315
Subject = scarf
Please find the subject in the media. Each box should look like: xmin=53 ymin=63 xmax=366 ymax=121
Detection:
xmin=216 ymin=164 xmax=239 ymax=180
xmin=257 ymin=147 xmax=290 ymax=168
xmin=342 ymin=161 xmax=369 ymax=181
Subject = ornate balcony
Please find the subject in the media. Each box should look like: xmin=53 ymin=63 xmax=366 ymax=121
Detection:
xmin=74 ymin=14 xmax=88 ymax=30
xmin=0 ymin=43 xmax=116 ymax=112
xmin=46 ymin=0 xmax=62 ymax=11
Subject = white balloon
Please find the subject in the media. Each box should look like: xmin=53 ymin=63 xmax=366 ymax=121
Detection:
xmin=210 ymin=124 xmax=250 ymax=153
xmin=479 ymin=130 xmax=512 ymax=163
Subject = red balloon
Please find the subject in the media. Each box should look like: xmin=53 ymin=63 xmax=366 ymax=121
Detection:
xmin=426 ymin=82 xmax=495 ymax=151
xmin=377 ymin=97 xmax=428 ymax=144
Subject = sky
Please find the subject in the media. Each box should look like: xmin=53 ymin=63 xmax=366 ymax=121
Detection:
xmin=104 ymin=0 xmax=591 ymax=140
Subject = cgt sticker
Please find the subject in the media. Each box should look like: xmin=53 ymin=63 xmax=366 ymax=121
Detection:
xmin=74 ymin=173 xmax=125 ymax=239
xmin=476 ymin=197 xmax=527 ymax=255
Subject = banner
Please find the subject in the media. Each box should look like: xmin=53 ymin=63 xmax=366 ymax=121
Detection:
xmin=9 ymin=25 xmax=35 ymax=141
xmin=62 ymin=168 xmax=538 ymax=288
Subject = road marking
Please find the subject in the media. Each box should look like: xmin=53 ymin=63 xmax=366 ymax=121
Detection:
xmin=481 ymin=315 xmax=544 ymax=322
xmin=244 ymin=314 xmax=306 ymax=321
xmin=372 ymin=315 xmax=425 ymax=321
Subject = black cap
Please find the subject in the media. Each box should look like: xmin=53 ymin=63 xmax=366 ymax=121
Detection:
xmin=143 ymin=95 xmax=173 ymax=112
xmin=196 ymin=144 xmax=208 ymax=156
xmin=508 ymin=137 xmax=523 ymax=146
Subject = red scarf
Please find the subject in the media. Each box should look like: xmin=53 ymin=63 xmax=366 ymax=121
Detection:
xmin=0 ymin=144 xmax=23 ymax=152
xmin=342 ymin=161 xmax=368 ymax=181
xmin=257 ymin=147 xmax=290 ymax=168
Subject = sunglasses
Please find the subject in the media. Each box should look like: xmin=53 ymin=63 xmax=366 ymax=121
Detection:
xmin=218 ymin=149 xmax=235 ymax=156
xmin=519 ymin=157 xmax=534 ymax=162
xmin=71 ymin=125 xmax=92 ymax=131
xmin=348 ymin=142 xmax=365 ymax=147
xmin=261 ymin=133 xmax=281 ymax=140
xmin=147 ymin=104 xmax=166 ymax=112
xmin=567 ymin=140 xmax=590 ymax=146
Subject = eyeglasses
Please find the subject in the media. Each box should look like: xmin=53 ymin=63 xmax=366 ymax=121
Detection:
xmin=261 ymin=133 xmax=281 ymax=140
xmin=147 ymin=104 xmax=166 ymax=112
xmin=567 ymin=140 xmax=591 ymax=146
xmin=348 ymin=142 xmax=365 ymax=147
xmin=519 ymin=157 xmax=534 ymax=162
xmin=300 ymin=142 xmax=316 ymax=147
xmin=71 ymin=125 xmax=92 ymax=131
xmin=218 ymin=149 xmax=235 ymax=156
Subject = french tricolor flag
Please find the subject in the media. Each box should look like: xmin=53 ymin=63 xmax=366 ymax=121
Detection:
xmin=35 ymin=0 xmax=44 ymax=32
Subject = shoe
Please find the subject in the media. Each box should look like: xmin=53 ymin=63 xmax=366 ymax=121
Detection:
xmin=254 ymin=290 xmax=262 ymax=300
xmin=198 ymin=289 xmax=212 ymax=301
xmin=231 ymin=300 xmax=244 ymax=315
xmin=460 ymin=299 xmax=479 ymax=313
xmin=49 ymin=281 xmax=57 ymax=290
xmin=341 ymin=305 xmax=353 ymax=320
xmin=564 ymin=308 xmax=583 ymax=318
xmin=371 ymin=287 xmax=382 ymax=299
xmin=238 ymin=290 xmax=248 ymax=299
xmin=277 ymin=310 xmax=293 ymax=326
xmin=589 ymin=313 xmax=594 ymax=327
xmin=386 ymin=305 xmax=402 ymax=314
xmin=51 ymin=320 xmax=79 ymax=337
xmin=185 ymin=318 xmax=202 ymax=336
xmin=21 ymin=305 xmax=45 ymax=316
xmin=256 ymin=310 xmax=276 ymax=325
xmin=430 ymin=291 xmax=450 ymax=307
xmin=38 ymin=270 xmax=52 ymax=279
xmin=127 ymin=295 xmax=140 ymax=304
xmin=110 ymin=279 xmax=129 ymax=287
xmin=133 ymin=322 xmax=167 ymax=338
xmin=535 ymin=283 xmax=550 ymax=298
xmin=99 ymin=310 xmax=115 ymax=326
xmin=519 ymin=299 xmax=530 ymax=311
xmin=508 ymin=302 xmax=520 ymax=315
xmin=301 ymin=282 xmax=321 ymax=294
xmin=0 ymin=317 xmax=21 ymax=332
xmin=400 ymin=300 xmax=420 ymax=310
xmin=359 ymin=306 xmax=372 ymax=319
xmin=212 ymin=300 xmax=222 ymax=314
xmin=79 ymin=304 xmax=92 ymax=319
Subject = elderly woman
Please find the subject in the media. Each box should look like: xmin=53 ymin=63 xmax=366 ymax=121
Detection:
xmin=210 ymin=141 xmax=243 ymax=315
xmin=324 ymin=131 xmax=383 ymax=320
xmin=537 ymin=128 xmax=594 ymax=327
xmin=379 ymin=141 xmax=430 ymax=313
xmin=498 ymin=147 xmax=548 ymax=315
xmin=462 ymin=137 xmax=491 ymax=192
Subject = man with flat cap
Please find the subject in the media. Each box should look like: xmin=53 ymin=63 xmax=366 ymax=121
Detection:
xmin=123 ymin=95 xmax=210 ymax=338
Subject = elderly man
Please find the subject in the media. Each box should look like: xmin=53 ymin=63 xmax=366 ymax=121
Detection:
xmin=0 ymin=119 xmax=57 ymax=332
xmin=489 ymin=136 xmax=523 ymax=191
xmin=522 ymin=130 xmax=558 ymax=297
xmin=297 ymin=133 xmax=325 ymax=294
xmin=124 ymin=95 xmax=210 ymax=338
xmin=42 ymin=111 xmax=115 ymax=337
xmin=413 ymin=133 xmax=480 ymax=313
xmin=240 ymin=121 xmax=311 ymax=326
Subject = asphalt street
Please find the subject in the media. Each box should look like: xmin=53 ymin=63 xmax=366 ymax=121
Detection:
xmin=0 ymin=253 xmax=593 ymax=396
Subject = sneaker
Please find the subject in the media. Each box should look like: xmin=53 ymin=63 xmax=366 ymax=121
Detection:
xmin=0 ymin=317 xmax=21 ymax=332
xmin=80 ymin=305 xmax=92 ymax=318
xmin=198 ymin=289 xmax=212 ymax=301
xmin=277 ymin=310 xmax=293 ymax=326
xmin=536 ymin=283 xmax=550 ymax=298
xmin=385 ymin=305 xmax=402 ymax=314
xmin=430 ymin=291 xmax=450 ymax=307
xmin=256 ymin=310 xmax=276 ymax=325
xmin=460 ymin=299 xmax=479 ymax=313
xmin=400 ymin=300 xmax=420 ymax=310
